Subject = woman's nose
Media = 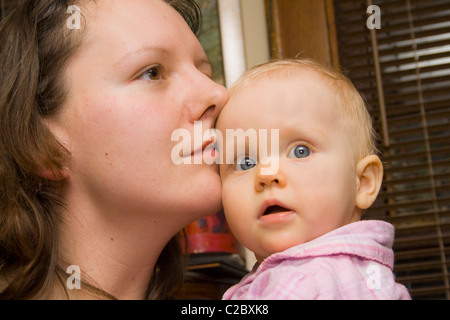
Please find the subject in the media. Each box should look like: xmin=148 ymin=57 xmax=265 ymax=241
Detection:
xmin=188 ymin=74 xmax=229 ymax=125
xmin=254 ymin=165 xmax=287 ymax=192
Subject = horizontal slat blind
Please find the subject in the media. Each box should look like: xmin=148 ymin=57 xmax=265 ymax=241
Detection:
xmin=334 ymin=0 xmax=450 ymax=299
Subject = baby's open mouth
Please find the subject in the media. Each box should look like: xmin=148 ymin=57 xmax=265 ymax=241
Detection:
xmin=258 ymin=199 xmax=294 ymax=223
xmin=258 ymin=200 xmax=295 ymax=224
xmin=263 ymin=205 xmax=290 ymax=216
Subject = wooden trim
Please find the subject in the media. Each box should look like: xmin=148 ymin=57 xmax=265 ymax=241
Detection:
xmin=325 ymin=0 xmax=340 ymax=70
xmin=265 ymin=0 xmax=338 ymax=68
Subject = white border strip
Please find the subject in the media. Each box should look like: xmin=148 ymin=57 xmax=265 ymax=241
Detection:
xmin=218 ymin=0 xmax=247 ymax=88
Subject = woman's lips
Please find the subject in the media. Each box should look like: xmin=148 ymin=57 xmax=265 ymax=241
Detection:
xmin=179 ymin=139 xmax=215 ymax=158
xmin=191 ymin=140 xmax=215 ymax=156
xmin=189 ymin=139 xmax=217 ymax=163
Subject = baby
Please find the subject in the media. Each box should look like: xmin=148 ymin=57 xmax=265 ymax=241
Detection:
xmin=216 ymin=59 xmax=410 ymax=300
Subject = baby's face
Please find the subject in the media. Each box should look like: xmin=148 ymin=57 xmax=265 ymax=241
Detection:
xmin=216 ymin=71 xmax=362 ymax=261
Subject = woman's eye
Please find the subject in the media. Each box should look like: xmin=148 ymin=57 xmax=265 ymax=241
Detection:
xmin=139 ymin=66 xmax=162 ymax=81
xmin=235 ymin=156 xmax=257 ymax=171
xmin=288 ymin=145 xmax=311 ymax=159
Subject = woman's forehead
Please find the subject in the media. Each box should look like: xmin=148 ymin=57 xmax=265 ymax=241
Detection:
xmin=78 ymin=0 xmax=182 ymax=45
xmin=75 ymin=0 xmax=200 ymax=63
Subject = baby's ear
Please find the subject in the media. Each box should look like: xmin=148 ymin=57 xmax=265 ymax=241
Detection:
xmin=355 ymin=155 xmax=383 ymax=210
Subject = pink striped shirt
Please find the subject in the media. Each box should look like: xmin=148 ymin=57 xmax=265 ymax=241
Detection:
xmin=223 ymin=220 xmax=411 ymax=300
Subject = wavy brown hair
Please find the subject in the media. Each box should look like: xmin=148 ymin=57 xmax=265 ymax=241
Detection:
xmin=0 ymin=0 xmax=200 ymax=300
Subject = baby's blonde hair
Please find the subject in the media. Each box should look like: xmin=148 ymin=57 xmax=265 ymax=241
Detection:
xmin=230 ymin=59 xmax=379 ymax=160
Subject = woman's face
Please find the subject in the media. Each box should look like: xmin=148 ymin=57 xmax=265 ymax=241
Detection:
xmin=51 ymin=0 xmax=228 ymax=227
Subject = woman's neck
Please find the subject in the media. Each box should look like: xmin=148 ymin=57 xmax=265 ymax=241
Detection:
xmin=56 ymin=187 xmax=179 ymax=299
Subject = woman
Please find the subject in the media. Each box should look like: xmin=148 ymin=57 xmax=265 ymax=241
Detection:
xmin=0 ymin=0 xmax=228 ymax=299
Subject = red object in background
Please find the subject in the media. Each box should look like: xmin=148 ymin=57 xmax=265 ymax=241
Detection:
xmin=183 ymin=209 xmax=243 ymax=255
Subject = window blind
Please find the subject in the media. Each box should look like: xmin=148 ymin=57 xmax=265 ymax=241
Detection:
xmin=334 ymin=0 xmax=450 ymax=299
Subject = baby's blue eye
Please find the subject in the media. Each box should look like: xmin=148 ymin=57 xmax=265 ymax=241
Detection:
xmin=235 ymin=156 xmax=257 ymax=171
xmin=289 ymin=145 xmax=311 ymax=159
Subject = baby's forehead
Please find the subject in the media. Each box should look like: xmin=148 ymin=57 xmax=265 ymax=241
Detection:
xmin=229 ymin=68 xmax=340 ymax=108
xmin=238 ymin=65 xmax=329 ymax=85
xmin=230 ymin=67 xmax=340 ymax=105
xmin=222 ymin=61 xmax=374 ymax=158
xmin=220 ymin=69 xmax=343 ymax=129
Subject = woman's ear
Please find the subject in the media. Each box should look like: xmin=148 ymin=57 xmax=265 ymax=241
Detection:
xmin=37 ymin=166 xmax=70 ymax=181
xmin=37 ymin=118 xmax=71 ymax=181
xmin=355 ymin=154 xmax=383 ymax=210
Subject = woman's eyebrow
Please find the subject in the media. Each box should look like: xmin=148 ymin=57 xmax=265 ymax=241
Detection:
xmin=114 ymin=46 xmax=170 ymax=68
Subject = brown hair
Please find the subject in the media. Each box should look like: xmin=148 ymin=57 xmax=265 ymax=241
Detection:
xmin=0 ymin=0 xmax=200 ymax=300
xmin=230 ymin=59 xmax=379 ymax=160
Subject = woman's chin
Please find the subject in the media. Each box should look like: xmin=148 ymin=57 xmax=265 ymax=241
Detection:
xmin=189 ymin=175 xmax=222 ymax=217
